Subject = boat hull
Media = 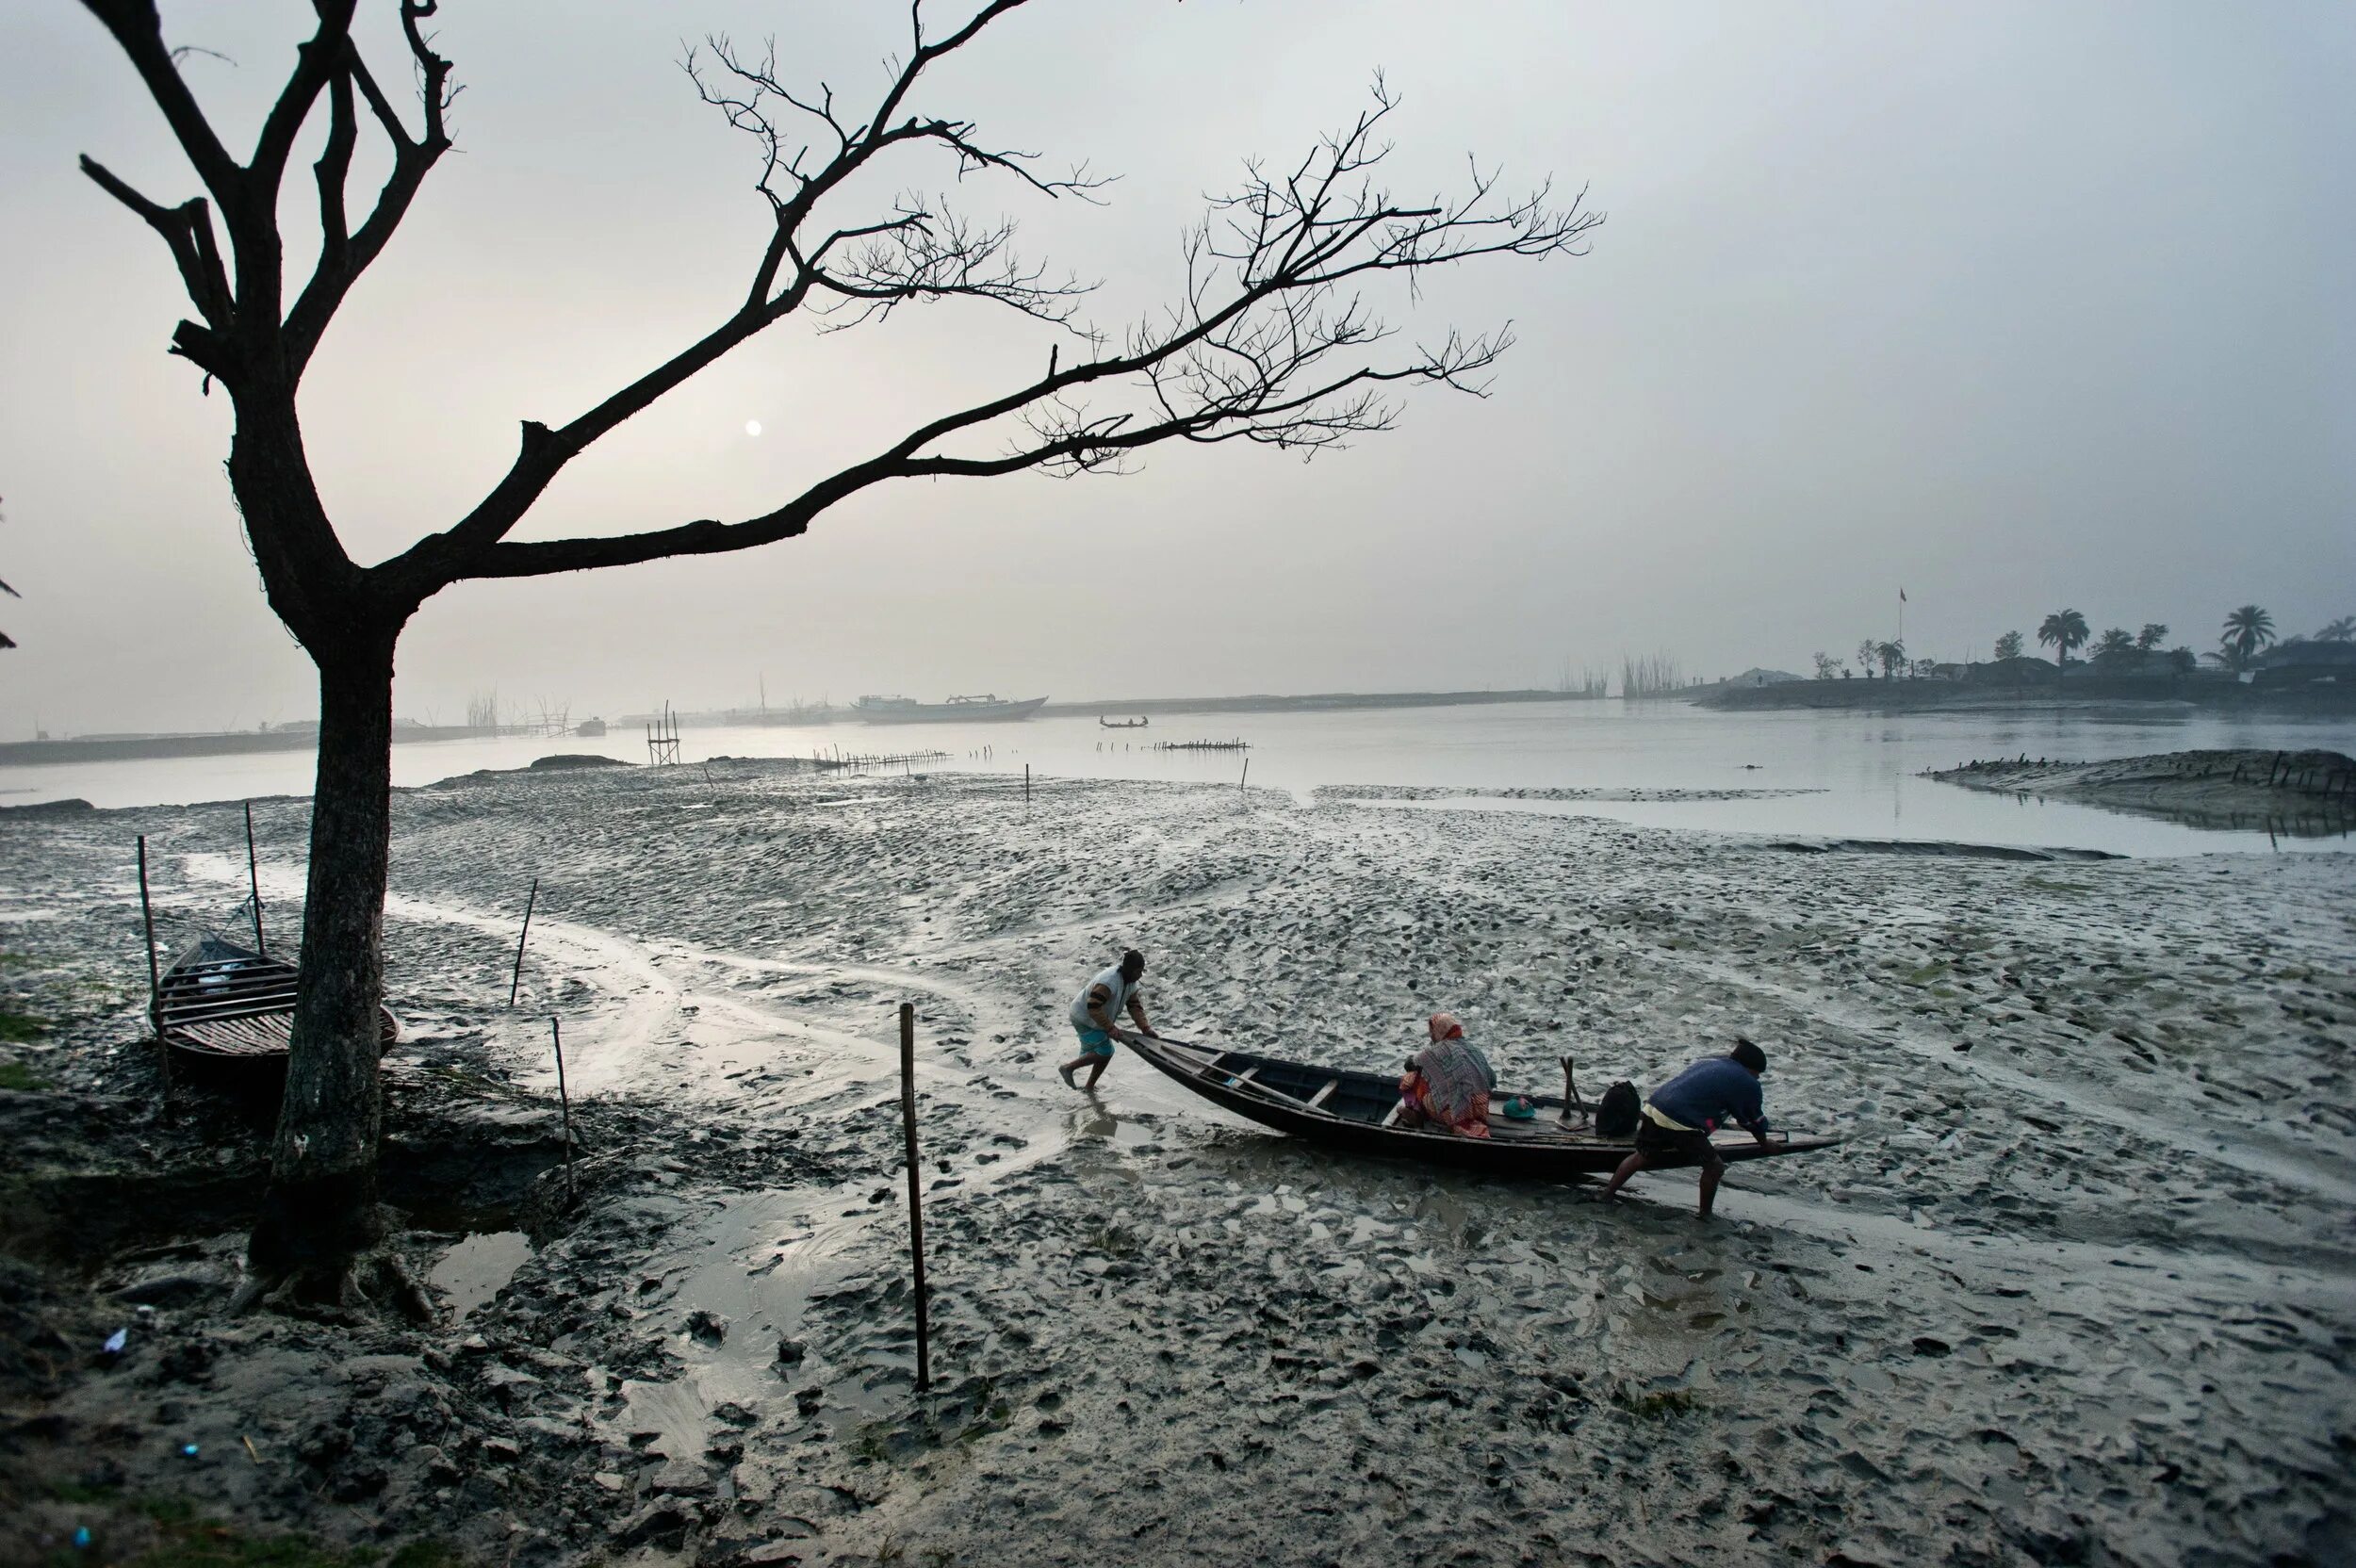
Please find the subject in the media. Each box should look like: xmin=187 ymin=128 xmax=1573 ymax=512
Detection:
xmin=153 ymin=936 xmax=400 ymax=1089
xmin=1127 ymin=1036 xmax=1839 ymax=1179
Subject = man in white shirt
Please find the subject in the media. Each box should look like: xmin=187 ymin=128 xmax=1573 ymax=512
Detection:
xmin=1059 ymin=949 xmax=1156 ymax=1090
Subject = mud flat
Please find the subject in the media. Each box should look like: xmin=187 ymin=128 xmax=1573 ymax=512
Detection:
xmin=1 ymin=762 xmax=2351 ymax=1565
xmin=1932 ymin=748 xmax=2356 ymax=838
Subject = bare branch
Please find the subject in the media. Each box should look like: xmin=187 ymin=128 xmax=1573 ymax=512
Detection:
xmin=76 ymin=0 xmax=243 ymax=205
xmin=284 ymin=2 xmax=457 ymax=370
xmin=77 ymin=154 xmax=234 ymax=368
xmin=453 ymin=78 xmax=1596 ymax=584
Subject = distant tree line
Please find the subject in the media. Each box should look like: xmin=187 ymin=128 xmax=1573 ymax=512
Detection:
xmin=1808 ymin=604 xmax=2351 ymax=682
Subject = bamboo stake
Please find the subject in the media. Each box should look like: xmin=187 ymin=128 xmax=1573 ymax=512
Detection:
xmin=508 ymin=878 xmax=539 ymax=1007
xmin=136 ymin=834 xmax=160 ymax=1021
xmin=1023 ymin=763 xmax=1030 ymax=805
xmin=242 ymin=801 xmax=266 ymax=956
xmin=899 ymin=1001 xmax=931 ymax=1392
xmin=1239 ymin=757 xmax=1249 ymax=804
xmin=549 ymin=1015 xmax=576 ymax=1206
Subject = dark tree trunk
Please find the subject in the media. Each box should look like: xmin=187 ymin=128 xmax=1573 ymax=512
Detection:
xmin=247 ymin=630 xmax=399 ymax=1281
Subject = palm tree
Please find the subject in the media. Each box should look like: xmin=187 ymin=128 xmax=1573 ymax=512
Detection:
xmin=2317 ymin=615 xmax=2355 ymax=644
xmin=2221 ymin=605 xmax=2276 ymax=662
xmin=1874 ymin=640 xmax=1906 ymax=678
xmin=2092 ymin=628 xmax=2135 ymax=662
xmin=1992 ymin=630 xmax=2023 ymax=661
xmin=2135 ymin=622 xmax=2168 ymax=651
xmin=2037 ymin=609 xmax=2089 ymax=670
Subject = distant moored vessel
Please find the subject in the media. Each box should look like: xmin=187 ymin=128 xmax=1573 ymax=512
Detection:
xmin=851 ymin=694 xmax=1047 ymax=724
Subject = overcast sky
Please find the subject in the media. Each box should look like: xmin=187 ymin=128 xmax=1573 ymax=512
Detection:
xmin=2 ymin=1 xmax=2349 ymax=732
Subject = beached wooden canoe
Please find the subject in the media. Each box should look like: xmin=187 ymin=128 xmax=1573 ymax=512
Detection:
xmin=1126 ymin=1035 xmax=1840 ymax=1178
xmin=153 ymin=934 xmax=399 ymax=1082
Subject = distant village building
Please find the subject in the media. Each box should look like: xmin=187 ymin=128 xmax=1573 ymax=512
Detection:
xmin=2251 ymin=641 xmax=2356 ymax=688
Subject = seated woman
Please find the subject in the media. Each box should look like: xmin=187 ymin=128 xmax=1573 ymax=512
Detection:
xmin=1397 ymin=1012 xmax=1497 ymax=1137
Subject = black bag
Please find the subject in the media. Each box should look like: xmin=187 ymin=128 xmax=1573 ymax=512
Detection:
xmin=1596 ymin=1080 xmax=1642 ymax=1139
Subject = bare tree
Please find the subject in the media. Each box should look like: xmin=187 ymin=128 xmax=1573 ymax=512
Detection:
xmin=75 ymin=0 xmax=1597 ymax=1300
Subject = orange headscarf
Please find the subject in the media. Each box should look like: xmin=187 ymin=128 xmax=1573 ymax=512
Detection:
xmin=1427 ymin=1011 xmax=1464 ymax=1043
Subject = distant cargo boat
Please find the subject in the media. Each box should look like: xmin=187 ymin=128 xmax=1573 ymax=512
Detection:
xmin=574 ymin=717 xmax=607 ymax=737
xmin=851 ymin=694 xmax=1047 ymax=724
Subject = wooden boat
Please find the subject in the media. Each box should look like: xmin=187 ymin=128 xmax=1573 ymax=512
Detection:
xmin=1099 ymin=715 xmax=1150 ymax=728
xmin=153 ymin=934 xmax=399 ymax=1083
xmin=1127 ymin=1035 xmax=1840 ymax=1179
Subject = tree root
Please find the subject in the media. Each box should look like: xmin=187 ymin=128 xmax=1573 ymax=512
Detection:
xmin=227 ymin=1243 xmax=435 ymax=1325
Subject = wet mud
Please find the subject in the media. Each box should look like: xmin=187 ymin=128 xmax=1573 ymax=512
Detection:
xmin=0 ymin=761 xmax=2350 ymax=1565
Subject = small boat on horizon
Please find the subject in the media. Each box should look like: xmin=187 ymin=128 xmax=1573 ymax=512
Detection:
xmin=852 ymin=694 xmax=1047 ymax=724
xmin=1125 ymin=1035 xmax=1841 ymax=1180
xmin=1100 ymin=715 xmax=1150 ymax=728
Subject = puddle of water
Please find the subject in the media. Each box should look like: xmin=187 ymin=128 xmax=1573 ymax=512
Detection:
xmin=429 ymin=1230 xmax=531 ymax=1319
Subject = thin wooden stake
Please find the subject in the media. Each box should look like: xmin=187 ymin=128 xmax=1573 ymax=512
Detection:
xmin=136 ymin=834 xmax=160 ymax=1021
xmin=1239 ymin=757 xmax=1249 ymax=803
xmin=242 ymin=801 xmax=266 ymax=956
xmin=1023 ymin=763 xmax=1030 ymax=805
xmin=549 ymin=1015 xmax=576 ymax=1206
xmin=509 ymin=878 xmax=539 ymax=1007
xmin=899 ymin=1001 xmax=931 ymax=1392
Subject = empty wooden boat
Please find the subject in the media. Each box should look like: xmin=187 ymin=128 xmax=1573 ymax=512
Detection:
xmin=153 ymin=934 xmax=399 ymax=1083
xmin=1126 ymin=1035 xmax=1840 ymax=1179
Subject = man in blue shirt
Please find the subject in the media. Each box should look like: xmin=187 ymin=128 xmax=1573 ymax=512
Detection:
xmin=1595 ymin=1038 xmax=1772 ymax=1218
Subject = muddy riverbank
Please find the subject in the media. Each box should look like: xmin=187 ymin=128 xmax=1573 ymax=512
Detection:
xmin=2 ymin=761 xmax=2350 ymax=1564
xmin=1930 ymin=748 xmax=2356 ymax=839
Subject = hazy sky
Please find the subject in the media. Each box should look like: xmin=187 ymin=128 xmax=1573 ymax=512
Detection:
xmin=2 ymin=1 xmax=2350 ymax=733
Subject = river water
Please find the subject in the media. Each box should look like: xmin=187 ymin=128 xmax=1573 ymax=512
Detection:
xmin=7 ymin=698 xmax=2352 ymax=857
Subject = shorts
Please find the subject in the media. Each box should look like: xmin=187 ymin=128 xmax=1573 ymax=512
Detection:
xmin=1634 ymin=1114 xmax=1718 ymax=1166
xmin=1072 ymin=1025 xmax=1115 ymax=1058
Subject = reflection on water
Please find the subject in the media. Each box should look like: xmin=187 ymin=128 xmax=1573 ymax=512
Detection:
xmin=6 ymin=699 xmax=2351 ymax=856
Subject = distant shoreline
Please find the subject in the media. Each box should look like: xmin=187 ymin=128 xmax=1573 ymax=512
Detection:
xmin=1697 ymin=678 xmax=2356 ymax=715
xmin=0 ymin=690 xmax=1584 ymax=766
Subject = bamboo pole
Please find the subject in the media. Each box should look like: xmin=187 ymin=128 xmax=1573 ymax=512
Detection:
xmin=1023 ymin=763 xmax=1030 ymax=805
xmin=242 ymin=801 xmax=266 ymax=956
xmin=508 ymin=878 xmax=539 ymax=1007
xmin=549 ymin=1015 xmax=576 ymax=1206
xmin=899 ymin=1001 xmax=931 ymax=1392
xmin=1239 ymin=757 xmax=1249 ymax=803
xmin=136 ymin=834 xmax=160 ymax=1021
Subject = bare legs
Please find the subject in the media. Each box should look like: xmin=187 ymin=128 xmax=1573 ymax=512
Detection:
xmin=1058 ymin=1051 xmax=1111 ymax=1090
xmin=1595 ymin=1152 xmax=1727 ymax=1217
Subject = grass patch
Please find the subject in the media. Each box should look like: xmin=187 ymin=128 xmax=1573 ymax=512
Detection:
xmin=0 ymin=1012 xmax=44 ymax=1044
xmin=0 ymin=1060 xmax=46 ymax=1091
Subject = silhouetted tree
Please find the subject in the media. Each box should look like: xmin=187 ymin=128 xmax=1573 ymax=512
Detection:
xmin=1991 ymin=629 xmax=2022 ymax=662
xmin=1811 ymin=651 xmax=1840 ymax=680
xmin=1856 ymin=638 xmax=1878 ymax=678
xmin=76 ymin=0 xmax=1598 ymax=1300
xmin=2319 ymin=616 xmax=2356 ymax=644
xmin=1874 ymin=640 xmax=1906 ymax=678
xmin=2221 ymin=605 xmax=2275 ymax=664
xmin=2135 ymin=622 xmax=2168 ymax=651
xmin=2091 ymin=628 xmax=2135 ymax=662
xmin=2037 ymin=609 xmax=2089 ymax=670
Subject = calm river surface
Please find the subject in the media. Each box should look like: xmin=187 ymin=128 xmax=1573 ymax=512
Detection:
xmin=7 ymin=699 xmax=2353 ymax=857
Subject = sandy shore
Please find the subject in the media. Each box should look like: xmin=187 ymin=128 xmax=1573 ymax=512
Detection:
xmin=2 ymin=761 xmax=2351 ymax=1565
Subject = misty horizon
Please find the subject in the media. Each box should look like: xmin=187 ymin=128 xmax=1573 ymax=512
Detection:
xmin=3 ymin=1 xmax=2348 ymax=736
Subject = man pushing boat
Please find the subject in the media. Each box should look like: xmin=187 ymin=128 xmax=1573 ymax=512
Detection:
xmin=1594 ymin=1038 xmax=1774 ymax=1218
xmin=1059 ymin=948 xmax=1157 ymax=1091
